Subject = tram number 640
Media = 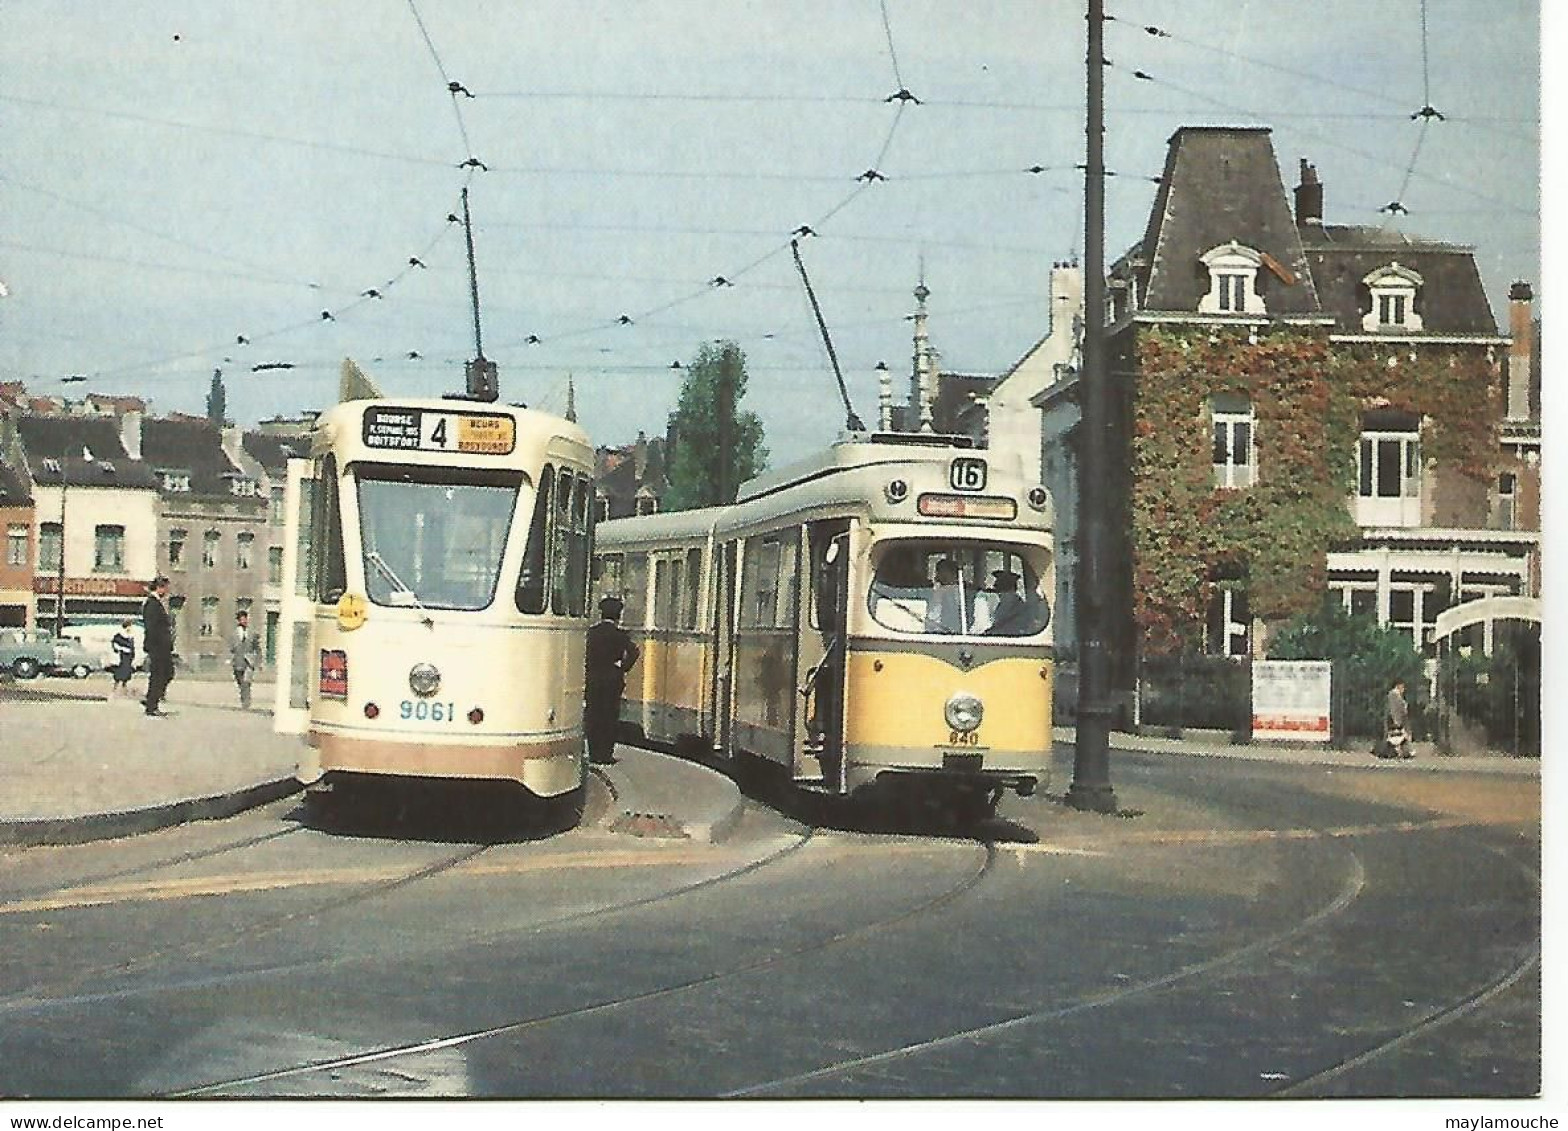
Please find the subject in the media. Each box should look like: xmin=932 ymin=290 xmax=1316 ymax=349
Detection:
xmin=401 ymin=700 xmax=455 ymax=722
xmin=948 ymin=729 xmax=982 ymax=746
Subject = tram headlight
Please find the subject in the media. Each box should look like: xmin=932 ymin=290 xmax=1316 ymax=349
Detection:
xmin=408 ymin=663 xmax=442 ymax=698
xmin=944 ymin=692 xmax=984 ymax=733
xmin=884 ymin=478 xmax=909 ymax=504
xmin=1027 ymin=485 xmax=1050 ymax=511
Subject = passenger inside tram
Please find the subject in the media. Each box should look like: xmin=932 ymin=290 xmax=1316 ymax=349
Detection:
xmin=868 ymin=541 xmax=1050 ymax=638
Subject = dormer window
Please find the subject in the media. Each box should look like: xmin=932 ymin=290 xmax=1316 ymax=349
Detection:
xmin=1362 ymin=262 xmax=1424 ymax=332
xmin=159 ymin=470 xmax=191 ymax=493
xmin=229 ymin=477 xmax=259 ymax=497
xmin=1198 ymin=242 xmax=1266 ymax=315
xmin=42 ymin=458 xmax=62 ymax=475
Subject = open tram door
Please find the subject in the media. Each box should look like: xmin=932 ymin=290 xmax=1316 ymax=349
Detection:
xmin=796 ymin=519 xmax=851 ymax=792
xmin=272 ymin=458 xmax=318 ymax=773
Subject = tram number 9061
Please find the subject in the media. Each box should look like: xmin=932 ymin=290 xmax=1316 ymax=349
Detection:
xmin=947 ymin=729 xmax=982 ymax=746
xmin=401 ymin=700 xmax=456 ymax=722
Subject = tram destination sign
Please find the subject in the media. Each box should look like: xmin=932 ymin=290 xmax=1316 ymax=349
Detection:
xmin=362 ymin=406 xmax=516 ymax=456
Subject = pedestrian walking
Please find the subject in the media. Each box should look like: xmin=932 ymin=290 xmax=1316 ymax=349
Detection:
xmin=230 ymin=609 xmax=261 ymax=710
xmin=140 ymin=576 xmax=175 ymax=717
xmin=109 ymin=618 xmax=136 ymax=701
xmin=584 ymin=596 xmax=639 ymax=765
xmin=1382 ymin=676 xmax=1412 ymax=760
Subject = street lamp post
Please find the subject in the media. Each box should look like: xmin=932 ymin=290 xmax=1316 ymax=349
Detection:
xmin=1066 ymin=0 xmax=1119 ymax=813
xmin=53 ymin=477 xmax=66 ymax=638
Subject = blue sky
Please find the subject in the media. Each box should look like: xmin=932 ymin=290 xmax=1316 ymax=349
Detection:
xmin=0 ymin=1 xmax=1544 ymax=464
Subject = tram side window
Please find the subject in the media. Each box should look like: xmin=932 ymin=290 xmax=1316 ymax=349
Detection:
xmin=568 ymin=473 xmax=591 ymax=617
xmin=653 ymin=557 xmax=674 ymax=628
xmin=775 ymin=534 xmax=799 ymax=629
xmin=622 ymin=553 xmax=649 ymax=627
xmin=312 ymin=455 xmax=347 ymax=603
xmin=682 ymin=547 xmax=702 ymax=630
xmin=516 ymin=467 xmax=551 ymax=615
xmin=741 ymin=537 xmax=782 ymax=629
xmin=596 ymin=553 xmax=624 ymax=609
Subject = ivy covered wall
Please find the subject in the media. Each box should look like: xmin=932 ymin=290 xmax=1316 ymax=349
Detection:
xmin=1122 ymin=323 xmax=1502 ymax=654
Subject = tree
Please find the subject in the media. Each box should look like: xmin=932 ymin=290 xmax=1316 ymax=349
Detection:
xmin=1269 ymin=595 xmax=1426 ymax=736
xmin=663 ymin=341 xmax=768 ymax=510
xmin=206 ymin=368 xmax=228 ymax=427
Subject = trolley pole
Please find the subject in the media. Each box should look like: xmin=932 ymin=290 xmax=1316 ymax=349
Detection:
xmin=461 ymin=187 xmax=498 ymax=402
xmin=1066 ymin=0 xmax=1119 ymax=813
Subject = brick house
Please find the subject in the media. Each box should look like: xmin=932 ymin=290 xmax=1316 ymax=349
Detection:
xmin=142 ymin=414 xmax=267 ymax=672
xmin=1036 ymin=125 xmax=1536 ymax=674
xmin=11 ymin=413 xmax=161 ymax=632
xmin=0 ymin=461 xmax=34 ymax=628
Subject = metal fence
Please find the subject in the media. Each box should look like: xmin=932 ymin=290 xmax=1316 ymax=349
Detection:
xmin=1432 ymin=620 xmax=1540 ymax=758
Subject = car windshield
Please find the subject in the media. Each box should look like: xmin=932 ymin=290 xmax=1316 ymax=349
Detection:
xmin=355 ymin=464 xmax=522 ymax=610
xmin=867 ymin=539 xmax=1051 ymax=638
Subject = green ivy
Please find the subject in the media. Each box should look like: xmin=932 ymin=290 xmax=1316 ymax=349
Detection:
xmin=1127 ymin=324 xmax=1501 ymax=653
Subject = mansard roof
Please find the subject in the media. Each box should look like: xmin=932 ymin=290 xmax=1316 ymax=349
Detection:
xmin=15 ymin=416 xmax=158 ymax=490
xmin=1137 ymin=127 xmax=1321 ymax=316
xmin=141 ymin=417 xmax=247 ymax=498
xmin=1301 ymin=225 xmax=1499 ymax=335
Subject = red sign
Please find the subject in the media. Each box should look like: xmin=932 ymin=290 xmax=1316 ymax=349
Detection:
xmin=319 ymin=649 xmax=348 ymax=700
xmin=33 ymin=576 xmax=150 ymax=597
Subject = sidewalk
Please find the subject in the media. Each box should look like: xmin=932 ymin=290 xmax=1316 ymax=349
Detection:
xmin=0 ymin=674 xmax=748 ymax=847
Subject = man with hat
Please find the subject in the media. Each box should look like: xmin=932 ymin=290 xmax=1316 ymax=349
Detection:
xmin=584 ymin=595 xmax=640 ymax=765
xmin=986 ymin=569 xmax=1031 ymax=637
xmin=141 ymin=575 xmax=176 ymax=717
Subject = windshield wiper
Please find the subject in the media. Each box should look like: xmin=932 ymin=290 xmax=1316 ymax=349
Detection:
xmin=365 ymin=550 xmax=435 ymax=626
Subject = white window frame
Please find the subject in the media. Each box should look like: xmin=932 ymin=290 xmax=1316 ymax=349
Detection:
xmin=38 ymin=522 xmax=62 ymax=573
xmin=236 ymin=531 xmax=254 ymax=571
xmin=1212 ymin=407 xmax=1256 ymax=489
xmin=1361 ymin=262 xmax=1424 ymax=332
xmin=5 ymin=523 xmax=27 ymax=567
xmin=93 ymin=524 xmax=125 ymax=572
xmin=1205 ymin=587 xmax=1250 ymax=657
xmin=202 ymin=530 xmax=221 ymax=569
xmin=1358 ymin=431 xmax=1421 ymax=500
xmin=1198 ymin=242 xmax=1266 ymax=316
xmin=200 ymin=596 xmax=219 ymax=638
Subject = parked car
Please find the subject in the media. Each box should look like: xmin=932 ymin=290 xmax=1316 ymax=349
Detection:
xmin=0 ymin=629 xmax=61 ymax=680
xmin=60 ymin=621 xmax=145 ymax=673
xmin=46 ymin=637 xmax=100 ymax=679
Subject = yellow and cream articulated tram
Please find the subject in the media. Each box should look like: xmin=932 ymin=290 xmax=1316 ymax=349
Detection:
xmin=274 ymin=397 xmax=596 ymax=820
xmin=596 ymin=434 xmax=1055 ymax=821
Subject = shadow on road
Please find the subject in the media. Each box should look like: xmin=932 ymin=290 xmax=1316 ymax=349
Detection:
xmin=282 ymin=777 xmax=588 ymax=845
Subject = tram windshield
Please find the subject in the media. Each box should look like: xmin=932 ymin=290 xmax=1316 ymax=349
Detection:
xmin=867 ymin=539 xmax=1050 ymax=638
xmin=355 ymin=464 xmax=522 ymax=611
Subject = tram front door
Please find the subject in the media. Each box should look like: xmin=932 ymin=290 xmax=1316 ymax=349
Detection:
xmin=795 ymin=520 xmax=849 ymax=791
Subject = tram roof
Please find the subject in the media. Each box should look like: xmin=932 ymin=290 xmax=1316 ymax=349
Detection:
xmin=738 ymin=432 xmax=980 ymax=502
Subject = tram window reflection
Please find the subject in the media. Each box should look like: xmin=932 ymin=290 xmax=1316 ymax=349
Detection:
xmin=357 ymin=465 xmax=521 ymax=611
xmin=867 ymin=540 xmax=1050 ymax=638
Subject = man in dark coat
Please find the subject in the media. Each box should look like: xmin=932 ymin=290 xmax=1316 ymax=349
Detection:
xmin=141 ymin=576 xmax=175 ymax=717
xmin=584 ymin=596 xmax=639 ymax=765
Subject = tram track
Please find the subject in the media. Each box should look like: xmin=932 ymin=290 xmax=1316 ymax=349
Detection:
xmin=0 ymin=823 xmax=307 ymax=907
xmin=1270 ymin=832 xmax=1541 ymax=1097
xmin=0 ymin=839 xmax=496 ymax=1012
xmin=170 ymin=835 xmax=1001 ymax=1097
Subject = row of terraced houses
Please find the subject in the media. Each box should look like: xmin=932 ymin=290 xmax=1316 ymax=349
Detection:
xmin=0 ymin=388 xmax=311 ymax=672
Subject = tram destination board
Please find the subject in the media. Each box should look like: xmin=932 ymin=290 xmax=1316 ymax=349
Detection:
xmin=362 ymin=406 xmax=516 ymax=456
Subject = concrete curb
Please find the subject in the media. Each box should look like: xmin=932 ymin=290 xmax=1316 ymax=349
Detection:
xmin=602 ymin=748 xmax=747 ymax=845
xmin=0 ymin=776 xmax=303 ymax=848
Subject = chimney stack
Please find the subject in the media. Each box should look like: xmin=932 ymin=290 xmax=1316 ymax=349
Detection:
xmin=1294 ymin=159 xmax=1323 ymax=226
xmin=120 ymin=409 xmax=143 ymax=460
xmin=1506 ymin=281 xmax=1534 ymax=421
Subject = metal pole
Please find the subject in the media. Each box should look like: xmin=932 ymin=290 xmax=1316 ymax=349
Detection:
xmin=1066 ymin=0 xmax=1118 ymax=813
xmin=462 ymin=187 xmax=483 ymax=361
xmin=716 ymin=347 xmax=734 ymax=505
xmin=53 ymin=478 xmax=66 ymax=637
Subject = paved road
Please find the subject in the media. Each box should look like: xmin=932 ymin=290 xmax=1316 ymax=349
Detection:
xmin=0 ymin=743 xmax=1540 ymax=1103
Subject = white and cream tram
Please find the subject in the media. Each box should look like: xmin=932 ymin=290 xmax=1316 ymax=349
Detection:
xmin=274 ymin=397 xmax=596 ymax=820
xmin=595 ymin=434 xmax=1055 ymax=821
